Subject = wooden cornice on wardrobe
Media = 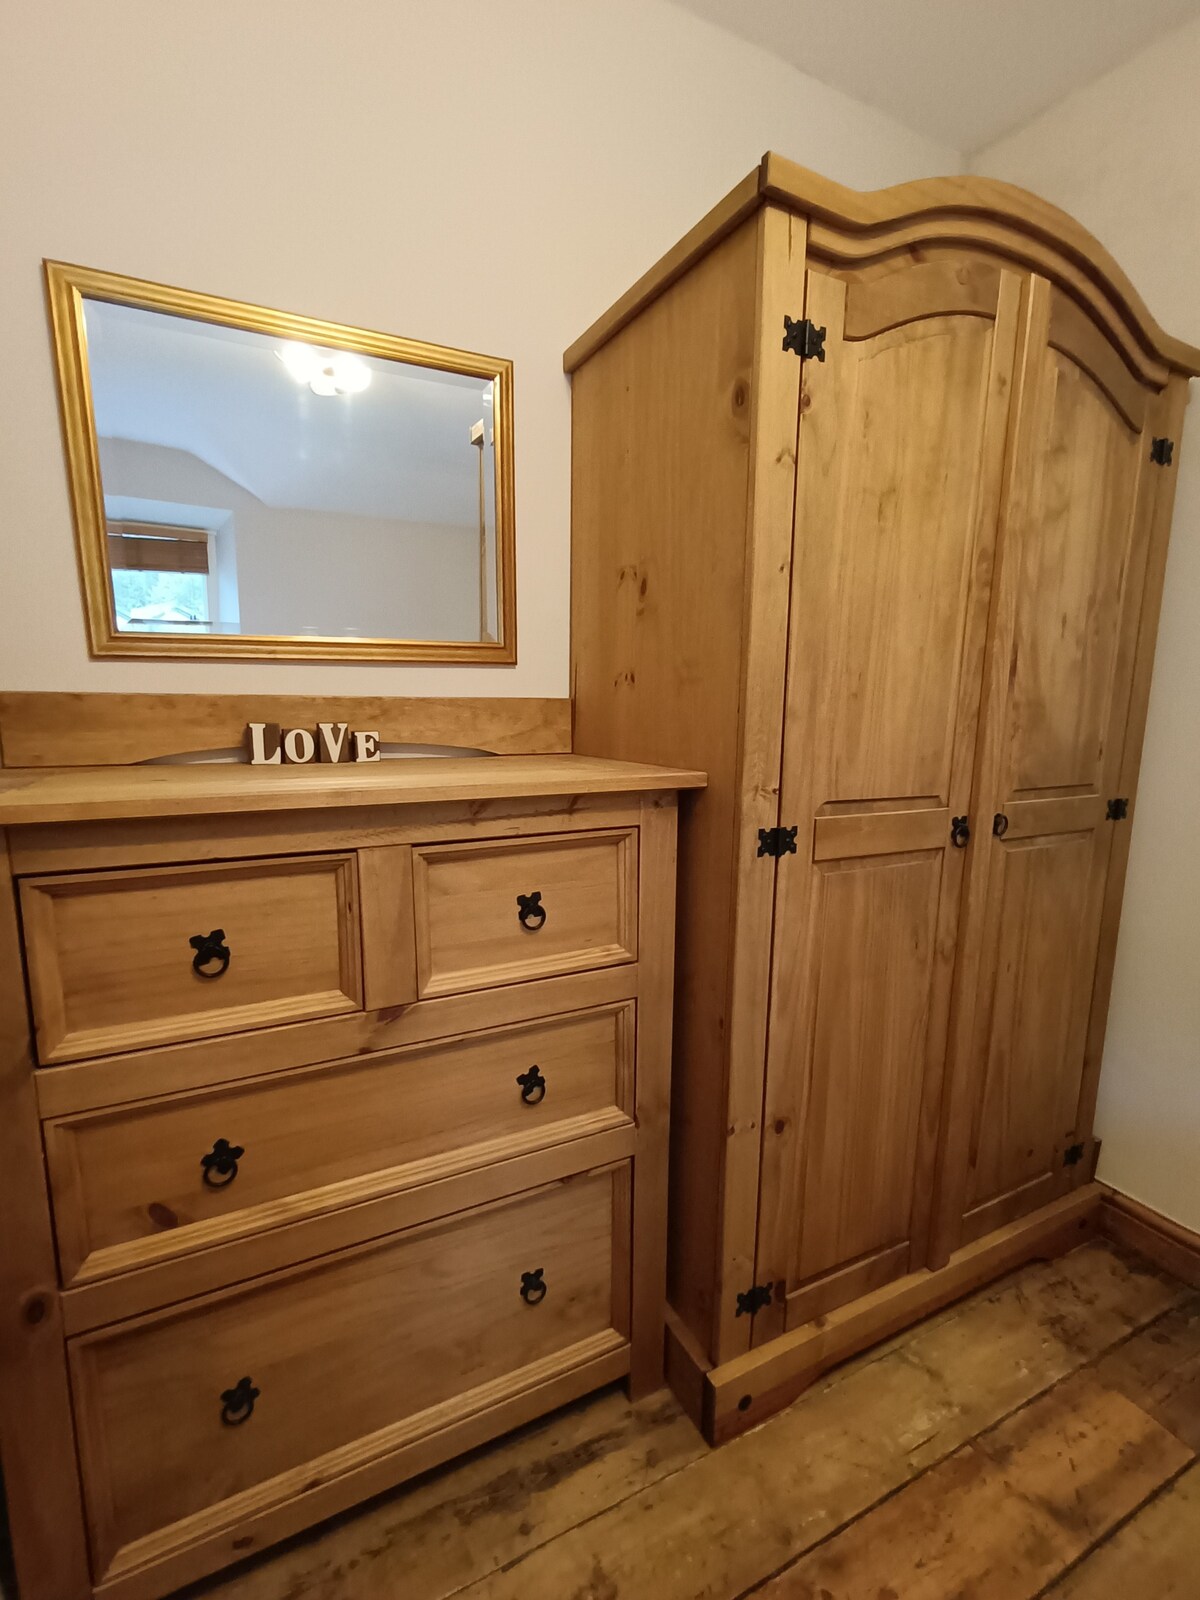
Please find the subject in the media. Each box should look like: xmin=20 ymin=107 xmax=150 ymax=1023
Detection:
xmin=565 ymin=151 xmax=1200 ymax=381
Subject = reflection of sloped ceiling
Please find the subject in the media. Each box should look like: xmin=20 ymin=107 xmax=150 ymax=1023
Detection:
xmin=84 ymin=299 xmax=495 ymax=526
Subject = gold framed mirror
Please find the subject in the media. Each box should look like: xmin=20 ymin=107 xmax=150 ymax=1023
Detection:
xmin=45 ymin=262 xmax=516 ymax=663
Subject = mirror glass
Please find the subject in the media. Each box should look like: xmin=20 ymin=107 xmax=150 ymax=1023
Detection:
xmin=47 ymin=263 xmax=515 ymax=662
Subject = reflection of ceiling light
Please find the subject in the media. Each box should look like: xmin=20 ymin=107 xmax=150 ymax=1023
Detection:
xmin=276 ymin=342 xmax=371 ymax=396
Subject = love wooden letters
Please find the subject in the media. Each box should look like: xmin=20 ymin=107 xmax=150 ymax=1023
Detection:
xmin=244 ymin=722 xmax=382 ymax=765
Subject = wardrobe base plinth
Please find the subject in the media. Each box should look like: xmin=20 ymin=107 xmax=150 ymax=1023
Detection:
xmin=672 ymin=1185 xmax=1104 ymax=1446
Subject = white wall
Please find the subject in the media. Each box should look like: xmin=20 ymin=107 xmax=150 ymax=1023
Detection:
xmin=0 ymin=0 xmax=956 ymax=697
xmin=974 ymin=18 xmax=1200 ymax=1233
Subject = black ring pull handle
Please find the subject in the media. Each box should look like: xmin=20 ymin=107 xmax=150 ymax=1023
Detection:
xmin=190 ymin=928 xmax=230 ymax=979
xmin=520 ymin=1267 xmax=547 ymax=1305
xmin=201 ymin=1138 xmax=245 ymax=1189
xmin=993 ymin=813 xmax=1010 ymax=839
xmin=516 ymin=1065 xmax=547 ymax=1105
xmin=516 ymin=891 xmax=546 ymax=931
xmin=220 ymin=1376 xmax=260 ymax=1426
xmin=950 ymin=815 xmax=971 ymax=848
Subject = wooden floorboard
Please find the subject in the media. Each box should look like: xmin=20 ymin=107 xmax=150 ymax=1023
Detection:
xmin=1046 ymin=1463 xmax=1200 ymax=1598
xmin=179 ymin=1386 xmax=706 ymax=1600
xmin=758 ymin=1371 xmax=1192 ymax=1598
xmin=179 ymin=1239 xmax=1198 ymax=1600
xmin=1090 ymin=1290 xmax=1200 ymax=1450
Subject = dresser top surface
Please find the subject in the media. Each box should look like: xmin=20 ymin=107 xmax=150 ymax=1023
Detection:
xmin=0 ymin=754 xmax=706 ymax=826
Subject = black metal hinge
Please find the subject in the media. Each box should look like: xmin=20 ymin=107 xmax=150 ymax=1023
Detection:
xmin=757 ymin=825 xmax=798 ymax=859
xmin=1107 ymin=797 xmax=1129 ymax=821
xmin=736 ymin=1282 xmax=775 ymax=1317
xmin=1150 ymin=437 xmax=1175 ymax=466
xmin=1063 ymin=1142 xmax=1086 ymax=1167
xmin=782 ymin=316 xmax=826 ymax=362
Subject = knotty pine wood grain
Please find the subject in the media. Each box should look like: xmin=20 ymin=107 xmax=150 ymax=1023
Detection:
xmin=570 ymin=214 xmax=761 ymax=1360
xmin=0 ymin=755 xmax=704 ymax=827
xmin=412 ymin=829 xmax=637 ymax=998
xmin=73 ymin=1171 xmax=626 ymax=1587
xmin=186 ymin=1242 xmax=1184 ymax=1600
xmin=945 ymin=276 xmax=1162 ymax=1238
xmin=186 ymin=1385 xmax=707 ymax=1600
xmin=0 ymin=831 xmax=92 ymax=1600
xmin=752 ymin=255 xmax=1022 ymax=1339
xmin=565 ymin=154 xmax=1200 ymax=379
xmin=36 ymin=966 xmax=639 ymax=1120
xmin=46 ymin=1003 xmax=634 ymax=1285
xmin=0 ymin=693 xmax=573 ymax=767
xmin=21 ymin=854 xmax=363 ymax=1063
xmin=1079 ymin=375 xmax=1191 ymax=1140
xmin=710 ymin=202 xmax=808 ymax=1366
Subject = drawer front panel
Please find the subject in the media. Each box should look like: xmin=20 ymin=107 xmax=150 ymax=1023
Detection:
xmin=70 ymin=1168 xmax=626 ymax=1581
xmin=48 ymin=1002 xmax=635 ymax=1283
xmin=21 ymin=855 xmax=362 ymax=1062
xmin=414 ymin=829 xmax=638 ymax=996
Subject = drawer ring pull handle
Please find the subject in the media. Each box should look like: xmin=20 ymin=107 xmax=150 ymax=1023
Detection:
xmin=950 ymin=815 xmax=971 ymax=848
xmin=190 ymin=929 xmax=231 ymax=979
xmin=516 ymin=891 xmax=546 ymax=931
xmin=201 ymin=1138 xmax=244 ymax=1188
xmin=520 ymin=1267 xmax=547 ymax=1305
xmin=516 ymin=1065 xmax=547 ymax=1104
xmin=220 ymin=1376 xmax=260 ymax=1426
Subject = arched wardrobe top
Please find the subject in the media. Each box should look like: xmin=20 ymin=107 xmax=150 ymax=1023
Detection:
xmin=564 ymin=151 xmax=1200 ymax=386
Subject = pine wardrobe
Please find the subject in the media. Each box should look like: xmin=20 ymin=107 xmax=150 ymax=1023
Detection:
xmin=567 ymin=153 xmax=1200 ymax=1441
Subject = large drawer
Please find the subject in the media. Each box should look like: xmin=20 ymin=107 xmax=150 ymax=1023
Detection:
xmin=20 ymin=854 xmax=362 ymax=1063
xmin=412 ymin=828 xmax=638 ymax=997
xmin=70 ymin=1167 xmax=628 ymax=1585
xmin=46 ymin=1001 xmax=635 ymax=1283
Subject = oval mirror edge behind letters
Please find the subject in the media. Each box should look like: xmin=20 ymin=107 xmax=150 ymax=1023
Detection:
xmin=43 ymin=259 xmax=517 ymax=664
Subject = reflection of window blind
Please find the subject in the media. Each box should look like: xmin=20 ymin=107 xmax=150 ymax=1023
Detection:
xmin=107 ymin=522 xmax=209 ymax=574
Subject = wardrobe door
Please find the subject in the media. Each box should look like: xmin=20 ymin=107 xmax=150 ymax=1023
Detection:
xmin=941 ymin=281 xmax=1165 ymax=1248
xmin=751 ymin=255 xmax=1023 ymax=1342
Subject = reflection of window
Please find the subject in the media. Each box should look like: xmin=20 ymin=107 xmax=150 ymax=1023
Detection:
xmin=107 ymin=522 xmax=211 ymax=631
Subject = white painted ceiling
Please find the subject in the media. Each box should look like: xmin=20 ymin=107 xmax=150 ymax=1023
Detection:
xmin=671 ymin=0 xmax=1200 ymax=152
xmin=84 ymin=299 xmax=494 ymax=527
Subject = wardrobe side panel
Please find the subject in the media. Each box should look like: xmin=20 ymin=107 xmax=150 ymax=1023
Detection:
xmin=1079 ymin=375 xmax=1190 ymax=1135
xmin=571 ymin=220 xmax=760 ymax=1356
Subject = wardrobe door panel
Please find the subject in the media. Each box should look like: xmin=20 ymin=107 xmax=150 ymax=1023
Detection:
xmin=752 ymin=256 xmax=1023 ymax=1341
xmin=793 ymin=850 xmax=944 ymax=1291
xmin=1007 ymin=351 xmax=1143 ymax=795
xmin=963 ymin=831 xmax=1098 ymax=1225
xmin=819 ymin=315 xmax=996 ymax=801
xmin=944 ymin=281 xmax=1162 ymax=1248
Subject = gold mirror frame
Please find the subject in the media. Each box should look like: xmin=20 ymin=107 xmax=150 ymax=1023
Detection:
xmin=44 ymin=261 xmax=517 ymax=663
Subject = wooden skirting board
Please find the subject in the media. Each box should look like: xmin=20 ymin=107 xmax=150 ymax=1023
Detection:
xmin=669 ymin=1185 xmax=1105 ymax=1443
xmin=1099 ymin=1187 xmax=1200 ymax=1289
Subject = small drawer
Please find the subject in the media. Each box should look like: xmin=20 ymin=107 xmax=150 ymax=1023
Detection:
xmin=46 ymin=1002 xmax=635 ymax=1284
xmin=70 ymin=1166 xmax=628 ymax=1585
xmin=20 ymin=855 xmax=362 ymax=1063
xmin=413 ymin=829 xmax=638 ymax=997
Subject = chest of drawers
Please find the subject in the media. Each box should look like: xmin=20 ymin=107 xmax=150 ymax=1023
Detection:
xmin=0 ymin=748 xmax=702 ymax=1600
